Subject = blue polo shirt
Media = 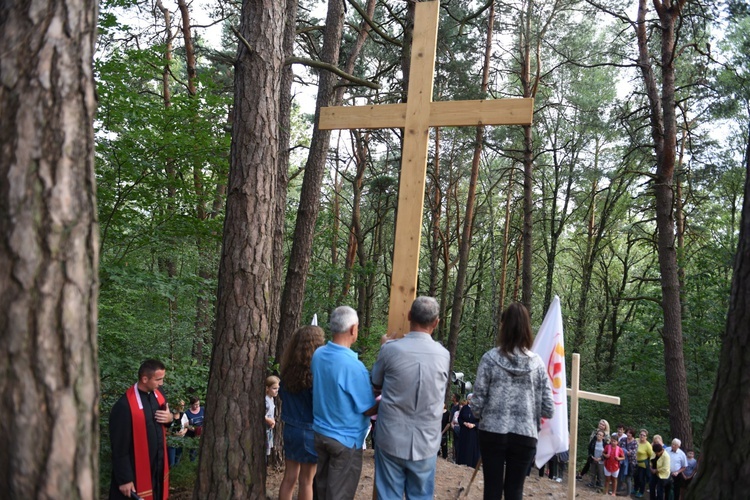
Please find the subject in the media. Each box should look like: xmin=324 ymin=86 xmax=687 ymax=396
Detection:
xmin=312 ymin=341 xmax=375 ymax=448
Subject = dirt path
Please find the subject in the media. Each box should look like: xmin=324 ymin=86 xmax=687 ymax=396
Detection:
xmin=266 ymin=449 xmax=615 ymax=499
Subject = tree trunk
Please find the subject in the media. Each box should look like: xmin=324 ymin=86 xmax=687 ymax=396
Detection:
xmin=271 ymin=0 xmax=298 ymax=361
xmin=193 ymin=0 xmax=285 ymax=497
xmin=688 ymin=125 xmax=750 ymax=498
xmin=636 ymin=0 xmax=693 ymax=450
xmin=519 ymin=0 xmax=535 ymax=312
xmin=276 ymin=0 xmax=345 ymax=361
xmin=429 ymin=127 xmax=443 ymax=300
xmin=156 ymin=0 xmax=179 ymax=362
xmin=495 ymin=166 xmax=515 ymax=333
xmin=446 ymin=3 xmax=495 ymax=371
xmin=0 ymin=0 xmax=100 ymax=497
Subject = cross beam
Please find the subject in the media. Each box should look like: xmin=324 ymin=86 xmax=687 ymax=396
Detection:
xmin=318 ymin=0 xmax=533 ymax=335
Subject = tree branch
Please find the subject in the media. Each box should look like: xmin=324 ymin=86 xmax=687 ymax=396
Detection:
xmin=286 ymin=56 xmax=380 ymax=89
xmin=346 ymin=0 xmax=402 ymax=47
xmin=231 ymin=25 xmax=253 ymax=55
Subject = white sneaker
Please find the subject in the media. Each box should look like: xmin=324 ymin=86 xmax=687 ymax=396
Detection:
xmin=556 ymin=478 xmax=562 ymax=483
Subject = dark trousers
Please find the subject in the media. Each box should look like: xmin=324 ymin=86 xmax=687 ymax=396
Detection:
xmin=314 ymin=432 xmax=363 ymax=500
xmin=479 ymin=430 xmax=537 ymax=500
xmin=580 ymin=456 xmax=592 ymax=476
xmin=635 ymin=466 xmax=650 ymax=494
xmin=650 ymin=475 xmax=668 ymax=500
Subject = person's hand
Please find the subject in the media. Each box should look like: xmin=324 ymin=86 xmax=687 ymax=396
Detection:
xmin=178 ymin=426 xmax=188 ymax=437
xmin=269 ymin=420 xmax=276 ymax=429
xmin=118 ymin=482 xmax=135 ymax=497
xmin=380 ymin=332 xmax=398 ymax=345
xmin=155 ymin=403 xmax=174 ymax=424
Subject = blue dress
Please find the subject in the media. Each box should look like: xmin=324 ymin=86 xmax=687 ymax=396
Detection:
xmin=279 ymin=383 xmax=317 ymax=463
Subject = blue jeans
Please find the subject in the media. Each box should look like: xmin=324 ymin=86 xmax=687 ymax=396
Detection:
xmin=478 ymin=430 xmax=537 ymax=500
xmin=375 ymin=445 xmax=437 ymax=500
xmin=167 ymin=446 xmax=183 ymax=466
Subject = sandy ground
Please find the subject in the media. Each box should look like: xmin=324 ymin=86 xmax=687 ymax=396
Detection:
xmin=264 ymin=448 xmax=620 ymax=499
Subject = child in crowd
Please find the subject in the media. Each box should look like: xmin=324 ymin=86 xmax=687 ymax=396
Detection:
xmin=590 ymin=430 xmax=606 ymax=490
xmin=679 ymin=450 xmax=698 ymax=500
xmin=602 ymin=435 xmax=625 ymax=496
xmin=265 ymin=375 xmax=280 ymax=458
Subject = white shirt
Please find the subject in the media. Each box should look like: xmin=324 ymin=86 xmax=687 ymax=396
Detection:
xmin=667 ymin=447 xmax=688 ymax=474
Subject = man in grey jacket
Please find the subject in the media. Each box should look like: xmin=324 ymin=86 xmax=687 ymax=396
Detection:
xmin=371 ymin=296 xmax=450 ymax=500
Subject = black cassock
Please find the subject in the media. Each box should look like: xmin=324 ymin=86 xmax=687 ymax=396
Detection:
xmin=109 ymin=389 xmax=167 ymax=500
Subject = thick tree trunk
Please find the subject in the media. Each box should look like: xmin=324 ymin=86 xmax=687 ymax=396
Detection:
xmin=636 ymin=0 xmax=693 ymax=450
xmin=688 ymin=128 xmax=750 ymax=498
xmin=276 ymin=0 xmax=345 ymax=360
xmin=193 ymin=0 xmax=285 ymax=497
xmin=0 ymin=0 xmax=100 ymax=497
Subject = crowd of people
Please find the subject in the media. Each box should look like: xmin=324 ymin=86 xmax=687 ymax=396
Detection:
xmin=109 ymin=300 xmax=699 ymax=500
xmin=575 ymin=419 xmax=698 ymax=500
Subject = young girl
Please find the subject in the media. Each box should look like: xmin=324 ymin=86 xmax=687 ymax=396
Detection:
xmin=602 ymin=434 xmax=625 ymax=496
xmin=278 ymin=326 xmax=326 ymax=500
xmin=265 ymin=375 xmax=280 ymax=458
xmin=590 ymin=430 xmax=606 ymax=490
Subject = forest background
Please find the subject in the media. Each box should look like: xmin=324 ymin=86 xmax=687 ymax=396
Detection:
xmin=92 ymin=0 xmax=749 ymax=496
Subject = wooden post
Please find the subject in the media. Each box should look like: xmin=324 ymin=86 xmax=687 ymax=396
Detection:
xmin=567 ymin=353 xmax=582 ymax=500
xmin=565 ymin=353 xmax=620 ymax=499
xmin=318 ymin=0 xmax=533 ymax=336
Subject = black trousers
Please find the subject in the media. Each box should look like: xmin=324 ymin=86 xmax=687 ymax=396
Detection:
xmin=479 ymin=430 xmax=537 ymax=500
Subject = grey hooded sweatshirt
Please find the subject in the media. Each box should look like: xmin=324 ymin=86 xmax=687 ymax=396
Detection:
xmin=470 ymin=348 xmax=554 ymax=439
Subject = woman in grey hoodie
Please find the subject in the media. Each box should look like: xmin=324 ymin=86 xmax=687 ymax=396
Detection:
xmin=470 ymin=302 xmax=554 ymax=500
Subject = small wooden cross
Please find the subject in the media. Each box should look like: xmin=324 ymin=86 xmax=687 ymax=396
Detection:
xmin=566 ymin=353 xmax=620 ymax=499
xmin=318 ymin=0 xmax=533 ymax=335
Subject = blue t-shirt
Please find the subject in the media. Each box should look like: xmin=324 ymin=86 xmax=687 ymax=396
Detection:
xmin=312 ymin=342 xmax=375 ymax=448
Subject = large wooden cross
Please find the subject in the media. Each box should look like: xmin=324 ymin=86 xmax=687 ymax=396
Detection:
xmin=318 ymin=0 xmax=533 ymax=335
xmin=565 ymin=353 xmax=620 ymax=499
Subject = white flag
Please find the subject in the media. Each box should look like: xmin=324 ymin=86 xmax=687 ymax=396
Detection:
xmin=531 ymin=295 xmax=569 ymax=468
xmin=311 ymin=314 xmax=318 ymax=326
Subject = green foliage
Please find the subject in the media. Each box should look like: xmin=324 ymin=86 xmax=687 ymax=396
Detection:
xmin=92 ymin=0 xmax=745 ymax=489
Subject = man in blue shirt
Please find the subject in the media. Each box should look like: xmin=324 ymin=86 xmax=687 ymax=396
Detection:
xmin=312 ymin=306 xmax=378 ymax=499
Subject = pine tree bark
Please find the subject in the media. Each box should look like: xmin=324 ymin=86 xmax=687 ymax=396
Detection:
xmin=0 ymin=0 xmax=100 ymax=497
xmin=688 ymin=125 xmax=750 ymax=499
xmin=270 ymin=0 xmax=299 ymax=359
xmin=276 ymin=0 xmax=345 ymax=360
xmin=193 ymin=0 xmax=285 ymax=497
xmin=636 ymin=0 xmax=693 ymax=450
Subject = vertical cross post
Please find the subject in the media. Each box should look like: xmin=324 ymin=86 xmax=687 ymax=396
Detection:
xmin=318 ymin=0 xmax=533 ymax=335
xmin=566 ymin=353 xmax=620 ymax=499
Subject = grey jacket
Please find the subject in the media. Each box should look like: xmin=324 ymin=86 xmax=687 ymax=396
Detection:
xmin=470 ymin=348 xmax=554 ymax=439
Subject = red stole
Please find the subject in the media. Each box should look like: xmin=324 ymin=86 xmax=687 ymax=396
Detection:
xmin=126 ymin=384 xmax=169 ymax=500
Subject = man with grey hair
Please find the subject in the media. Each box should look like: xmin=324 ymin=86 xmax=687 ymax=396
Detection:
xmin=371 ymin=296 xmax=450 ymax=499
xmin=312 ymin=306 xmax=378 ymax=499
xmin=666 ymin=437 xmax=688 ymax=499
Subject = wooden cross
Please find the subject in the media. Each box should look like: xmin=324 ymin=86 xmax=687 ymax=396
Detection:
xmin=318 ymin=0 xmax=533 ymax=335
xmin=565 ymin=353 xmax=620 ymax=499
